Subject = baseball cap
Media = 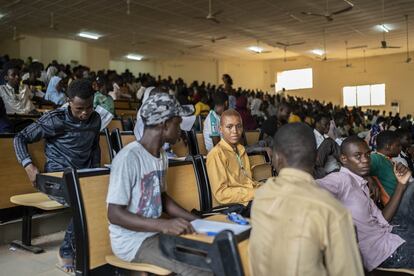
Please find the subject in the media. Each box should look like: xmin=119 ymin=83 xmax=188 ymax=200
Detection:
xmin=140 ymin=93 xmax=195 ymax=129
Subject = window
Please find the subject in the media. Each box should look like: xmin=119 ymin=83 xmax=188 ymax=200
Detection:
xmin=342 ymin=84 xmax=385 ymax=107
xmin=275 ymin=68 xmax=313 ymax=91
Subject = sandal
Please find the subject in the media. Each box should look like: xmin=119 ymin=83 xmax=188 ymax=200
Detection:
xmin=56 ymin=253 xmax=75 ymax=276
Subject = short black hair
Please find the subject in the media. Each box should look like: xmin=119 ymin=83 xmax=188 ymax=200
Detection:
xmin=340 ymin=135 xmax=366 ymax=155
xmin=314 ymin=113 xmax=330 ymax=124
xmin=212 ymin=91 xmax=228 ymax=106
xmin=395 ymin=128 xmax=411 ymax=139
xmin=3 ymin=61 xmax=20 ymax=74
xmin=376 ymin=130 xmax=399 ymax=150
xmin=67 ymin=79 xmax=94 ymax=99
xmin=273 ymin=122 xmax=316 ymax=169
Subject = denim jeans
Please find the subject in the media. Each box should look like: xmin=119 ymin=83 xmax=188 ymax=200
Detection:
xmin=380 ymin=181 xmax=414 ymax=268
xmin=59 ymin=219 xmax=75 ymax=259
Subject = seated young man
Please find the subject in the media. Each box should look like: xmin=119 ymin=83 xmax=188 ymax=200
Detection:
xmin=394 ymin=128 xmax=414 ymax=175
xmin=92 ymin=76 xmax=114 ymax=115
xmin=206 ymin=109 xmax=259 ymax=207
xmin=14 ymin=79 xmax=101 ymax=273
xmin=370 ymin=130 xmax=414 ymax=214
xmin=0 ymin=63 xmax=36 ymax=115
xmin=317 ymin=136 xmax=414 ymax=271
xmin=203 ymin=91 xmax=228 ymax=152
xmin=107 ymin=94 xmax=211 ymax=276
xmin=250 ymin=123 xmax=363 ymax=276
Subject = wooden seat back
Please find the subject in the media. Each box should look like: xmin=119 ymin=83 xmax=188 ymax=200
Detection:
xmin=107 ymin=119 xmax=123 ymax=132
xmin=110 ymin=129 xmax=135 ymax=154
xmin=114 ymin=101 xmax=130 ymax=109
xmin=99 ymin=129 xmax=113 ymax=166
xmin=171 ymin=139 xmax=189 ymax=157
xmin=166 ymin=160 xmax=203 ymax=212
xmin=248 ymin=154 xmax=266 ymax=167
xmin=64 ymin=169 xmax=112 ymax=271
xmin=80 ymin=174 xmax=112 ymax=269
xmin=0 ymin=135 xmax=45 ymax=209
xmin=244 ymin=130 xmax=260 ymax=146
xmin=196 ymin=132 xmax=208 ymax=156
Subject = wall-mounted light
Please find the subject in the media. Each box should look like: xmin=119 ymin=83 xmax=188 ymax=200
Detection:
xmin=78 ymin=32 xmax=101 ymax=40
xmin=126 ymin=54 xmax=143 ymax=61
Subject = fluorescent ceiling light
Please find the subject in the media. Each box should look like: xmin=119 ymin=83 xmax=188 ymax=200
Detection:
xmin=78 ymin=32 xmax=101 ymax=40
xmin=379 ymin=24 xmax=390 ymax=33
xmin=0 ymin=13 xmax=5 ymax=20
xmin=126 ymin=54 xmax=143 ymax=61
xmin=248 ymin=46 xmax=264 ymax=53
xmin=311 ymin=49 xmax=324 ymax=56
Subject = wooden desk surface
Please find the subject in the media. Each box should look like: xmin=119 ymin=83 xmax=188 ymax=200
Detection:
xmin=182 ymin=214 xmax=250 ymax=276
xmin=41 ymin=172 xmax=64 ymax=177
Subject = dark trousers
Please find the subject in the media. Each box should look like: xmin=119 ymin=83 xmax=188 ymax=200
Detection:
xmin=380 ymin=181 xmax=414 ymax=268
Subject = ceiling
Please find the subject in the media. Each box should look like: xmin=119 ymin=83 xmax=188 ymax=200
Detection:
xmin=1 ymin=0 xmax=414 ymax=61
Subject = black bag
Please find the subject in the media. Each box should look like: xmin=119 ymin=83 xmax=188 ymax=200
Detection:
xmin=191 ymin=201 xmax=252 ymax=218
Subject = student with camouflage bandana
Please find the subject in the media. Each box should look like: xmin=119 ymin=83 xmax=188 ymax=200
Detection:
xmin=107 ymin=94 xmax=212 ymax=276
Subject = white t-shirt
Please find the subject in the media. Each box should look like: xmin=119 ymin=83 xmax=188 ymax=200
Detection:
xmin=203 ymin=110 xmax=220 ymax=152
xmin=0 ymin=84 xmax=35 ymax=114
xmin=106 ymin=141 xmax=168 ymax=261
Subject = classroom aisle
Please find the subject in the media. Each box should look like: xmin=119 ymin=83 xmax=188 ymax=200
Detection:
xmin=0 ymin=231 xmax=67 ymax=276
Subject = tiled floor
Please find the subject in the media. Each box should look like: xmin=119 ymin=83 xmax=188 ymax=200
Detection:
xmin=0 ymin=231 xmax=68 ymax=276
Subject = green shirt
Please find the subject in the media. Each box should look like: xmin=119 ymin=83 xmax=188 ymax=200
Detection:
xmin=93 ymin=91 xmax=114 ymax=115
xmin=370 ymin=153 xmax=397 ymax=196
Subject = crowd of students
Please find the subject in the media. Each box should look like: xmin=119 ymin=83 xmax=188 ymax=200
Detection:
xmin=1 ymin=53 xmax=414 ymax=275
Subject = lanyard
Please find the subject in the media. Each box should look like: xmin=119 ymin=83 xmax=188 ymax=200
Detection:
xmin=235 ymin=152 xmax=244 ymax=170
xmin=235 ymin=150 xmax=250 ymax=178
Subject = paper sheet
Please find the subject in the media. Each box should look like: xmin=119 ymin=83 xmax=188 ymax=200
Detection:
xmin=191 ymin=219 xmax=251 ymax=236
xmin=95 ymin=105 xmax=114 ymax=130
xmin=180 ymin=115 xmax=196 ymax=131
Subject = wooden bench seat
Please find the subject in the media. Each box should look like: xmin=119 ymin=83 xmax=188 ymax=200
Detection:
xmin=105 ymin=255 xmax=170 ymax=275
xmin=9 ymin=191 xmax=65 ymax=254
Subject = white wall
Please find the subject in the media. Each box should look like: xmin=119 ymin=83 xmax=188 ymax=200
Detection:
xmin=264 ymin=52 xmax=414 ymax=115
xmin=2 ymin=34 xmax=414 ymax=115
xmin=0 ymin=35 xmax=110 ymax=69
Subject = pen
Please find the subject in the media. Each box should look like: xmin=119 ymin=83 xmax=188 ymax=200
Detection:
xmin=200 ymin=231 xmax=218 ymax=236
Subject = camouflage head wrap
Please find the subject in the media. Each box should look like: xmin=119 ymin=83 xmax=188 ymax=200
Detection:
xmin=140 ymin=93 xmax=194 ymax=126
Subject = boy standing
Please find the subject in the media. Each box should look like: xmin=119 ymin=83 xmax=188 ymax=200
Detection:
xmin=14 ymin=79 xmax=101 ymax=273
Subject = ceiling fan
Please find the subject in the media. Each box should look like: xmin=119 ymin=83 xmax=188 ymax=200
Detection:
xmin=301 ymin=0 xmax=354 ymax=22
xmin=194 ymin=0 xmax=222 ymax=24
xmin=344 ymin=41 xmax=367 ymax=67
xmin=372 ymin=0 xmax=401 ymax=49
xmin=249 ymin=41 xmax=272 ymax=54
xmin=315 ymin=29 xmax=328 ymax=61
xmin=49 ymin=12 xmax=58 ymax=30
xmin=12 ymin=26 xmax=25 ymax=41
xmin=210 ymin=36 xmax=226 ymax=43
xmin=126 ymin=0 xmax=131 ymax=15
xmin=276 ymin=41 xmax=304 ymax=62
xmin=188 ymin=44 xmax=203 ymax=49
xmin=404 ymin=15 xmax=412 ymax=63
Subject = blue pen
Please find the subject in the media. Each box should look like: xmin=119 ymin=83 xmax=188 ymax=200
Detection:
xmin=199 ymin=231 xmax=218 ymax=237
xmin=227 ymin=212 xmax=249 ymax=225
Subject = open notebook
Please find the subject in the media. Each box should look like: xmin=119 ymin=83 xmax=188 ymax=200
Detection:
xmin=191 ymin=219 xmax=251 ymax=236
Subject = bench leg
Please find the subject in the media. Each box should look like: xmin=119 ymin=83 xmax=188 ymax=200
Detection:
xmin=10 ymin=207 xmax=44 ymax=254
